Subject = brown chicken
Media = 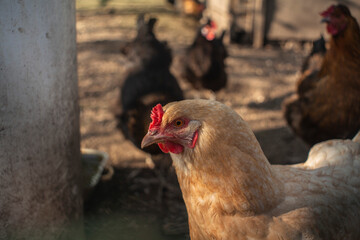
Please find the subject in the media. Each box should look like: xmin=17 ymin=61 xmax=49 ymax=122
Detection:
xmin=283 ymin=4 xmax=360 ymax=146
xmin=142 ymin=99 xmax=360 ymax=240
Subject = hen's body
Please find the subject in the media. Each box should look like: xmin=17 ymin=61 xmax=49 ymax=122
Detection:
xmin=182 ymin=21 xmax=228 ymax=92
xmin=181 ymin=160 xmax=360 ymax=240
xmin=116 ymin=14 xmax=183 ymax=154
xmin=142 ymin=99 xmax=360 ymax=240
xmin=283 ymin=4 xmax=360 ymax=146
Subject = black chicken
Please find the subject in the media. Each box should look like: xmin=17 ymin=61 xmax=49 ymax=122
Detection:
xmin=301 ymin=35 xmax=326 ymax=73
xmin=181 ymin=20 xmax=228 ymax=92
xmin=297 ymin=35 xmax=327 ymax=95
xmin=116 ymin=14 xmax=184 ymax=156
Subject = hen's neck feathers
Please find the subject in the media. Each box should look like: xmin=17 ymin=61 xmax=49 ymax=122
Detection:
xmin=167 ymin=101 xmax=283 ymax=216
xmin=331 ymin=15 xmax=360 ymax=50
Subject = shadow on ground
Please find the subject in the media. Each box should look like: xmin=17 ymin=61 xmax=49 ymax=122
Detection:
xmin=84 ymin=167 xmax=189 ymax=240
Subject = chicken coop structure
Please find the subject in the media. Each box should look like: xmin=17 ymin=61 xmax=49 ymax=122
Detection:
xmin=203 ymin=0 xmax=360 ymax=47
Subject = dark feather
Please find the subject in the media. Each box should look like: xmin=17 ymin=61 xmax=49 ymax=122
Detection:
xmin=182 ymin=21 xmax=228 ymax=92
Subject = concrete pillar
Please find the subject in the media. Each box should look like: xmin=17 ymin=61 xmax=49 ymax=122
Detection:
xmin=0 ymin=1 xmax=84 ymax=239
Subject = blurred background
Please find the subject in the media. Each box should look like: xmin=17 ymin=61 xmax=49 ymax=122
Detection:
xmin=76 ymin=0 xmax=360 ymax=239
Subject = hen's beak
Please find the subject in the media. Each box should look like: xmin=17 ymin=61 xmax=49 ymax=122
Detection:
xmin=321 ymin=17 xmax=330 ymax=23
xmin=141 ymin=131 xmax=163 ymax=149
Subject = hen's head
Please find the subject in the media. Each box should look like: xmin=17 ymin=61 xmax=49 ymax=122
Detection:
xmin=141 ymin=99 xmax=257 ymax=156
xmin=136 ymin=14 xmax=157 ymax=40
xmin=201 ymin=20 xmax=217 ymax=41
xmin=321 ymin=4 xmax=352 ymax=36
xmin=141 ymin=101 xmax=204 ymax=154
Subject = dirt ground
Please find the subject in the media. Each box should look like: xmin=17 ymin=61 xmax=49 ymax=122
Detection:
xmin=77 ymin=2 xmax=311 ymax=239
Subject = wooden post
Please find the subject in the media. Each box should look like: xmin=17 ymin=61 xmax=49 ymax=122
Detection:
xmin=0 ymin=1 xmax=84 ymax=239
xmin=253 ymin=0 xmax=266 ymax=48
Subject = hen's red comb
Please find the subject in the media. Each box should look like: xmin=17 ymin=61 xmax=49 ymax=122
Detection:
xmin=321 ymin=5 xmax=335 ymax=17
xmin=149 ymin=104 xmax=164 ymax=130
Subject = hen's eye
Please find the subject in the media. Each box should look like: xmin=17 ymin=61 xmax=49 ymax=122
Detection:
xmin=174 ymin=119 xmax=184 ymax=127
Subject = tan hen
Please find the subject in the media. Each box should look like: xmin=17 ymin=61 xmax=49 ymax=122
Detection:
xmin=142 ymin=99 xmax=360 ymax=240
